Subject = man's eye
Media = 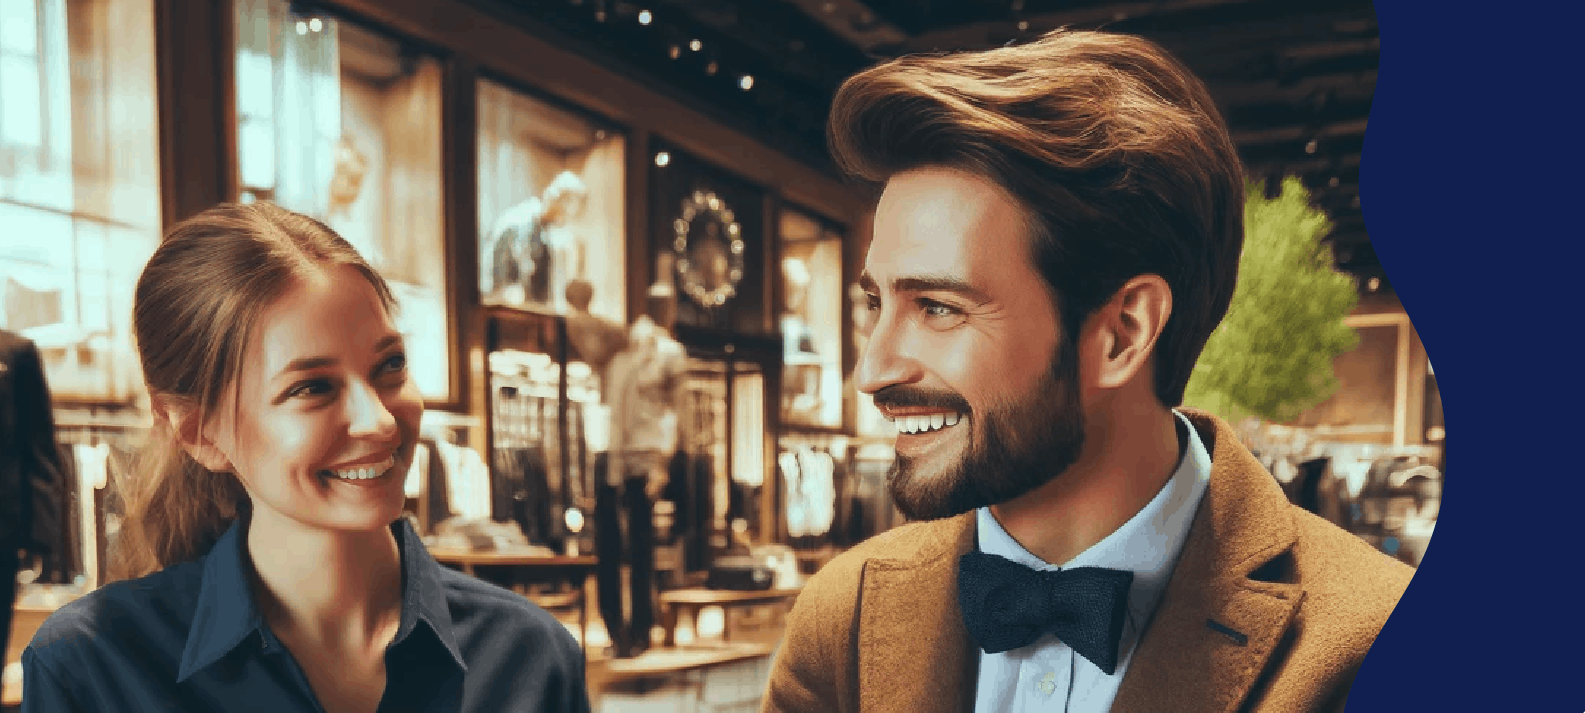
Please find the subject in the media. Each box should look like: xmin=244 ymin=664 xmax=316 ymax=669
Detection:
xmin=920 ymin=300 xmax=960 ymax=319
xmin=864 ymin=294 xmax=881 ymax=311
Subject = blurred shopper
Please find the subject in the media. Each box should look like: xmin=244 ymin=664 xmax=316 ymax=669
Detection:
xmin=20 ymin=203 xmax=590 ymax=712
xmin=764 ymin=29 xmax=1413 ymax=712
xmin=1 ymin=328 xmax=67 ymax=706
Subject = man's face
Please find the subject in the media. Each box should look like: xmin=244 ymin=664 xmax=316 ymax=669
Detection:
xmin=856 ymin=167 xmax=1086 ymax=521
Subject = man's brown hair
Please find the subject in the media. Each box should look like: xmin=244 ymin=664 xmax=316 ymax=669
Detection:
xmin=829 ymin=29 xmax=1245 ymax=406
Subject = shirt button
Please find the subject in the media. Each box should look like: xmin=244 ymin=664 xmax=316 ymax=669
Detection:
xmin=1036 ymin=671 xmax=1057 ymax=696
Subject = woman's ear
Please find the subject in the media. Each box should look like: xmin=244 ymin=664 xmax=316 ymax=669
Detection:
xmin=152 ymin=394 xmax=235 ymax=473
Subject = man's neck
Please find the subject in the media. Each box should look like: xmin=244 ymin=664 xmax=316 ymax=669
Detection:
xmin=246 ymin=511 xmax=405 ymax=657
xmin=989 ymin=405 xmax=1185 ymax=566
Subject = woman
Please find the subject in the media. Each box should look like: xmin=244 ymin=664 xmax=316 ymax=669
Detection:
xmin=20 ymin=203 xmax=591 ymax=712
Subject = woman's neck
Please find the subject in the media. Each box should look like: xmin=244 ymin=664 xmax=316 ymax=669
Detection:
xmin=245 ymin=511 xmax=405 ymax=657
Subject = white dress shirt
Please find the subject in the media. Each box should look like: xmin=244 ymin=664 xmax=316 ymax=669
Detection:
xmin=974 ymin=410 xmax=1212 ymax=712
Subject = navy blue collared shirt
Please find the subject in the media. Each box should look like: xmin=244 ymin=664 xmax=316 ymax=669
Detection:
xmin=21 ymin=518 xmax=591 ymax=712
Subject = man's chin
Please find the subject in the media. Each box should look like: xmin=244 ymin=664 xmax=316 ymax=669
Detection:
xmin=887 ymin=460 xmax=985 ymax=522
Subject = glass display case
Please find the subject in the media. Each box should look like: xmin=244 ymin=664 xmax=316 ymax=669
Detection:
xmin=233 ymin=0 xmax=454 ymax=402
xmin=1 ymin=0 xmax=161 ymax=405
xmin=777 ymin=207 xmax=844 ymax=430
xmin=477 ymin=78 xmax=626 ymax=320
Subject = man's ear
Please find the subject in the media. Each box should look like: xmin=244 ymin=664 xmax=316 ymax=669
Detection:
xmin=153 ymin=394 xmax=235 ymax=473
xmin=1089 ymin=275 xmax=1173 ymax=391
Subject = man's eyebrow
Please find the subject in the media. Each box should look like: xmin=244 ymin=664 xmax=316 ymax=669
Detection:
xmin=272 ymin=335 xmax=403 ymax=381
xmin=860 ymin=271 xmax=991 ymax=304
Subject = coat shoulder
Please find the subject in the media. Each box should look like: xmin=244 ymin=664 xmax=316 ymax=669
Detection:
xmin=1285 ymin=505 xmax=1416 ymax=637
xmin=792 ymin=516 xmax=960 ymax=614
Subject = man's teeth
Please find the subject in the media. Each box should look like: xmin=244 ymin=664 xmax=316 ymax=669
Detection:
xmin=893 ymin=412 xmax=964 ymax=435
xmin=321 ymin=456 xmax=396 ymax=480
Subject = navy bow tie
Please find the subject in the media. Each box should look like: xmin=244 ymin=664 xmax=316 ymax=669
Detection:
xmin=957 ymin=551 xmax=1134 ymax=675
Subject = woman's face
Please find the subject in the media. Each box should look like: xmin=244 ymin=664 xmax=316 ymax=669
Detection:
xmin=211 ymin=265 xmax=423 ymax=535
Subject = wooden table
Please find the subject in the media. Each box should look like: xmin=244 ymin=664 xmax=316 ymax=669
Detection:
xmin=658 ymin=587 xmax=802 ymax=647
xmin=428 ymin=549 xmax=598 ymax=652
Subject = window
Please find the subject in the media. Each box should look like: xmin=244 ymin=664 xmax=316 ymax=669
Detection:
xmin=779 ymin=207 xmax=843 ymax=429
xmin=477 ymin=78 xmax=626 ymax=321
xmin=0 ymin=0 xmax=161 ymax=404
xmin=233 ymin=0 xmax=454 ymax=402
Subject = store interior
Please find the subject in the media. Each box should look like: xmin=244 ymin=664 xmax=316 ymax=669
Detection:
xmin=2 ymin=0 xmax=1432 ymax=710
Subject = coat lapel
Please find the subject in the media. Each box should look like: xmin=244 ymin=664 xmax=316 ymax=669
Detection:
xmin=857 ymin=512 xmax=979 ymax=713
xmin=1111 ymin=410 xmax=1306 ymax=713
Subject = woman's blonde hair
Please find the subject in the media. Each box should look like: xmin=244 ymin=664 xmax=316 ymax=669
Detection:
xmin=108 ymin=202 xmax=397 ymax=581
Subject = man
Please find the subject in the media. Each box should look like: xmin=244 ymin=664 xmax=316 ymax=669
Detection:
xmin=763 ymin=30 xmax=1412 ymax=712
xmin=1 ymin=328 xmax=65 ymax=704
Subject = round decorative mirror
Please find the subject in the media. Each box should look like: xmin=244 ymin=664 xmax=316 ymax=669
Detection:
xmin=672 ymin=190 xmax=745 ymax=308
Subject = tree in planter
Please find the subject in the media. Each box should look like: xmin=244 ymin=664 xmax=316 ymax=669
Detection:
xmin=1183 ymin=176 xmax=1359 ymax=425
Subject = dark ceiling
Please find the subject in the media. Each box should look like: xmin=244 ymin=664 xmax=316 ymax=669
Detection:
xmin=466 ymin=0 xmax=1384 ymax=288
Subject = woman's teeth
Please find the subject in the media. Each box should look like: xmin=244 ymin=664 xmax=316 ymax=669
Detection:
xmin=893 ymin=412 xmax=964 ymax=435
xmin=320 ymin=456 xmax=396 ymax=480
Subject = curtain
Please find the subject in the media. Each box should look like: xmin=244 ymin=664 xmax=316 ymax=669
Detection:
xmin=234 ymin=0 xmax=339 ymax=216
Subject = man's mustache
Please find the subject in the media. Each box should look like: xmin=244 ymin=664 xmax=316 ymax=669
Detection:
xmin=871 ymin=385 xmax=972 ymax=414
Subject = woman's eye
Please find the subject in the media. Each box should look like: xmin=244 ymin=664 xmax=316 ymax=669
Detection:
xmin=382 ymin=353 xmax=408 ymax=373
xmin=288 ymin=379 xmax=333 ymax=399
xmin=864 ymin=294 xmax=881 ymax=311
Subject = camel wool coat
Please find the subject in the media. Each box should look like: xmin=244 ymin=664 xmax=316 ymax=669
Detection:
xmin=762 ymin=410 xmax=1415 ymax=713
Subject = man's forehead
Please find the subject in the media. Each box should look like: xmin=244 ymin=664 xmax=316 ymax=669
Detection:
xmin=866 ymin=167 xmax=1029 ymax=284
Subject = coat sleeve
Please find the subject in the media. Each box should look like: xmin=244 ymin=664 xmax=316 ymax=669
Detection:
xmin=12 ymin=337 xmax=64 ymax=557
xmin=761 ymin=560 xmax=862 ymax=713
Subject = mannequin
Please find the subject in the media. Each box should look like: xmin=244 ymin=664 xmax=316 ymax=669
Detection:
xmin=562 ymin=279 xmax=629 ymax=396
xmin=595 ymin=281 xmax=689 ymax=658
xmin=483 ymin=171 xmax=589 ymax=310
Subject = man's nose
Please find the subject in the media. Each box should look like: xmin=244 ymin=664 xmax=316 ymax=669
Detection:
xmin=853 ymin=316 xmax=922 ymax=395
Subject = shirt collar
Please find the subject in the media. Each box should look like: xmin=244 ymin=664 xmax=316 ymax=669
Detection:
xmin=976 ymin=409 xmax=1213 ymax=649
xmin=178 ymin=517 xmax=467 ymax=682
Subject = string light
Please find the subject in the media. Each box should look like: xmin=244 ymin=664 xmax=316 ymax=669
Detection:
xmin=1305 ymin=139 xmax=1318 ymax=154
xmin=1017 ymin=20 xmax=1029 ymax=31
xmin=1329 ymin=176 xmax=1340 ymax=187
xmin=690 ymin=39 xmax=702 ymax=51
xmin=655 ymin=151 xmax=671 ymax=167
xmin=638 ymin=9 xmax=652 ymax=25
xmin=669 ymin=45 xmax=680 ymax=59
xmin=706 ymin=61 xmax=718 ymax=75
xmin=296 ymin=20 xmax=308 ymax=34
xmin=739 ymin=75 xmax=754 ymax=90
xmin=308 ymin=17 xmax=322 ymax=32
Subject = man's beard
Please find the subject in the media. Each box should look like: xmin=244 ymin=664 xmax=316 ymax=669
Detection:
xmin=881 ymin=337 xmax=1086 ymax=522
